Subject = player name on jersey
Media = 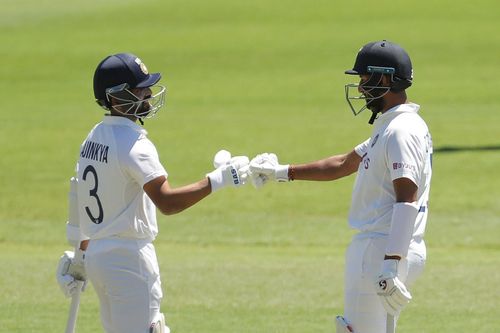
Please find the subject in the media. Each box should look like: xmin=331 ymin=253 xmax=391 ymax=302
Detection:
xmin=80 ymin=140 xmax=109 ymax=163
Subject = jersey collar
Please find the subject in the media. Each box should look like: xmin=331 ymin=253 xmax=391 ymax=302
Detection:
xmin=376 ymin=103 xmax=420 ymax=123
xmin=102 ymin=115 xmax=148 ymax=135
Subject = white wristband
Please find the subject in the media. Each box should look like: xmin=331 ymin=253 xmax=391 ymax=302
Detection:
xmin=275 ymin=164 xmax=290 ymax=182
xmin=207 ymin=169 xmax=224 ymax=192
xmin=386 ymin=202 xmax=419 ymax=258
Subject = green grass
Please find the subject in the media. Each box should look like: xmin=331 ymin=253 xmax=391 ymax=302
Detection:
xmin=1 ymin=0 xmax=500 ymax=332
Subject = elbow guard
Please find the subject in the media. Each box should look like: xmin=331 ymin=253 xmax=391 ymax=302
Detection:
xmin=66 ymin=177 xmax=88 ymax=247
xmin=67 ymin=177 xmax=79 ymax=228
xmin=385 ymin=202 xmax=419 ymax=258
xmin=66 ymin=223 xmax=86 ymax=248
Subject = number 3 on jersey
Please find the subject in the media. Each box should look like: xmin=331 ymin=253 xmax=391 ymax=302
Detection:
xmin=83 ymin=165 xmax=104 ymax=224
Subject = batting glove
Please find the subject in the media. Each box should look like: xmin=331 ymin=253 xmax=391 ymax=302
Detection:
xmin=248 ymin=153 xmax=289 ymax=188
xmin=374 ymin=259 xmax=412 ymax=316
xmin=207 ymin=154 xmax=249 ymax=192
xmin=56 ymin=250 xmax=87 ymax=298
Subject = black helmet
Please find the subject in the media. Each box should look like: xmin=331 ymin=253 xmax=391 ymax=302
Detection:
xmin=344 ymin=41 xmax=414 ymax=124
xmin=345 ymin=40 xmax=413 ymax=91
xmin=93 ymin=53 xmax=161 ymax=102
xmin=92 ymin=53 xmax=166 ymax=121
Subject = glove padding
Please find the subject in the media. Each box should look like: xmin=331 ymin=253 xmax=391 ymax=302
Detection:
xmin=207 ymin=151 xmax=250 ymax=192
xmin=56 ymin=250 xmax=87 ymax=298
xmin=374 ymin=259 xmax=412 ymax=316
xmin=248 ymin=153 xmax=289 ymax=188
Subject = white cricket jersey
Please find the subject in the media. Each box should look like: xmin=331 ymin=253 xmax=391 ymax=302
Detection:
xmin=348 ymin=103 xmax=432 ymax=238
xmin=76 ymin=116 xmax=167 ymax=241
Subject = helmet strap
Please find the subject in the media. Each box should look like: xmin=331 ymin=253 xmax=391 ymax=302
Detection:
xmin=368 ymin=111 xmax=378 ymax=124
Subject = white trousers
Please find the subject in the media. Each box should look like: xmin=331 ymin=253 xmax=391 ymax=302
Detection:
xmin=85 ymin=238 xmax=164 ymax=333
xmin=344 ymin=235 xmax=426 ymax=333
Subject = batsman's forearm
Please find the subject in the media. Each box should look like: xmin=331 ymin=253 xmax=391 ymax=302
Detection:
xmin=292 ymin=151 xmax=360 ymax=181
xmin=157 ymin=178 xmax=211 ymax=215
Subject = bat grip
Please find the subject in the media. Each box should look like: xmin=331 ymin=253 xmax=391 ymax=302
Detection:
xmin=386 ymin=314 xmax=395 ymax=333
xmin=65 ymin=280 xmax=84 ymax=333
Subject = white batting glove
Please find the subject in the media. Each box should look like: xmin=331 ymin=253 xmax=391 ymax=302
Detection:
xmin=374 ymin=259 xmax=412 ymax=316
xmin=56 ymin=250 xmax=87 ymax=298
xmin=207 ymin=151 xmax=250 ymax=192
xmin=248 ymin=153 xmax=289 ymax=188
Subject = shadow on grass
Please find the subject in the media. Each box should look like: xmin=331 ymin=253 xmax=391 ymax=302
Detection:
xmin=434 ymin=145 xmax=500 ymax=153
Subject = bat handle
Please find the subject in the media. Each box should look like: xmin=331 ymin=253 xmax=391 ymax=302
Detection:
xmin=386 ymin=314 xmax=395 ymax=333
xmin=65 ymin=281 xmax=84 ymax=333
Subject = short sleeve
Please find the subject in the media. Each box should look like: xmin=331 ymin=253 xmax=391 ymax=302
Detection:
xmin=386 ymin=128 xmax=424 ymax=185
xmin=126 ymin=138 xmax=168 ymax=186
xmin=354 ymin=138 xmax=370 ymax=157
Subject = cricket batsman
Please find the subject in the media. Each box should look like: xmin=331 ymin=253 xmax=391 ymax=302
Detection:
xmin=249 ymin=40 xmax=433 ymax=333
xmin=56 ymin=53 xmax=249 ymax=333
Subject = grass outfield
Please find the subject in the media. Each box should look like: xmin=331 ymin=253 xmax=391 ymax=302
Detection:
xmin=1 ymin=0 xmax=499 ymax=332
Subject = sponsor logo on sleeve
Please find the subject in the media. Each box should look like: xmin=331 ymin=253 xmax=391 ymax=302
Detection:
xmin=392 ymin=162 xmax=416 ymax=171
